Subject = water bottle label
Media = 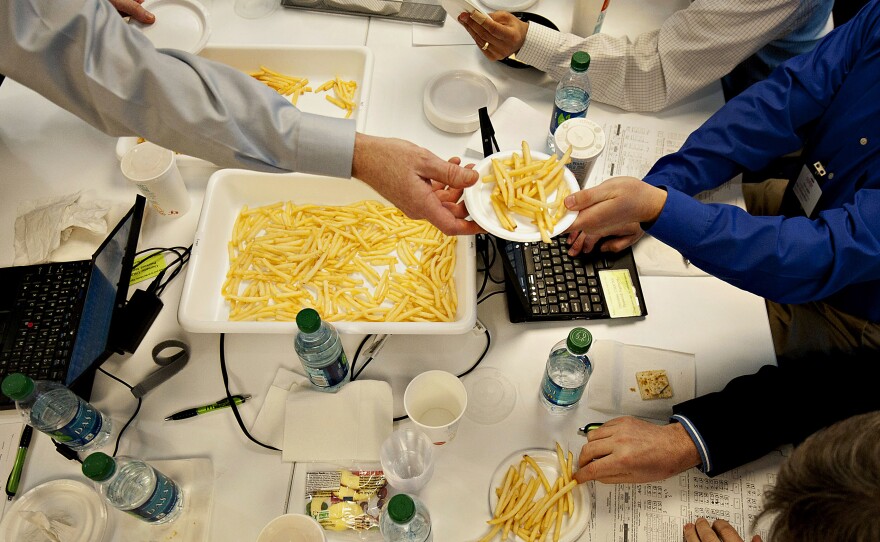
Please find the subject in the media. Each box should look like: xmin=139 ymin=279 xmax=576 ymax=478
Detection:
xmin=127 ymin=471 xmax=181 ymax=523
xmin=48 ymin=401 xmax=104 ymax=448
xmin=540 ymin=371 xmax=586 ymax=407
xmin=549 ymin=105 xmax=587 ymax=136
xmin=305 ymin=352 xmax=349 ymax=388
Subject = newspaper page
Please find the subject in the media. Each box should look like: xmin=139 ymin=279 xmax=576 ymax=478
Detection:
xmin=585 ymin=451 xmax=785 ymax=542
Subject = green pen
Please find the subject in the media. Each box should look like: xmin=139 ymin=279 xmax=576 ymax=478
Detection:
xmin=6 ymin=424 xmax=33 ymax=500
xmin=164 ymin=394 xmax=251 ymax=421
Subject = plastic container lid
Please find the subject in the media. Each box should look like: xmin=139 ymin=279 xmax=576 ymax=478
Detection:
xmin=464 ymin=368 xmax=517 ymax=425
xmin=481 ymin=0 xmax=538 ymax=10
xmin=439 ymin=0 xmax=481 ymax=18
xmin=554 ymin=118 xmax=605 ymax=160
xmin=296 ymin=308 xmax=321 ymax=333
xmin=387 ymin=494 xmax=416 ymax=523
xmin=567 ymin=328 xmax=592 ymax=355
xmin=1 ymin=373 xmax=33 ymax=400
xmin=82 ymin=452 xmax=117 ymax=481
xmin=130 ymin=0 xmax=211 ymax=54
xmin=423 ymin=70 xmax=499 ymax=134
xmin=570 ymin=51 xmax=591 ymax=71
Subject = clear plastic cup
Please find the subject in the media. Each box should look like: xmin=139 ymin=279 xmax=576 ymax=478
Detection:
xmin=379 ymin=428 xmax=435 ymax=493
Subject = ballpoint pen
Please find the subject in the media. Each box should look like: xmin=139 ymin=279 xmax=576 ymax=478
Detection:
xmin=6 ymin=424 xmax=33 ymax=500
xmin=164 ymin=394 xmax=252 ymax=421
xmin=579 ymin=422 xmax=604 ymax=435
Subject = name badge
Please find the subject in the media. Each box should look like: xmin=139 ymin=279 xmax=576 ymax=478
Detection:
xmin=792 ymin=164 xmax=823 ymax=217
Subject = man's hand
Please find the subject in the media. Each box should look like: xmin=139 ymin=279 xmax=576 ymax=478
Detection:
xmin=351 ymin=133 xmax=482 ymax=236
xmin=684 ymin=518 xmax=762 ymax=542
xmin=109 ymin=0 xmax=155 ymax=23
xmin=563 ymin=176 xmax=667 ymax=255
xmin=458 ymin=11 xmax=528 ymax=61
xmin=574 ymin=417 xmax=701 ymax=484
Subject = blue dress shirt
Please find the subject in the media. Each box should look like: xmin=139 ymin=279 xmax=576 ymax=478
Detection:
xmin=645 ymin=0 xmax=880 ymax=322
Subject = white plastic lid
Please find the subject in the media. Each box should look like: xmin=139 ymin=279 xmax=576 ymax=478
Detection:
xmin=464 ymin=368 xmax=517 ymax=424
xmin=423 ymin=70 xmax=499 ymax=134
xmin=554 ymin=118 xmax=605 ymax=160
xmin=0 ymin=479 xmax=109 ymax=542
xmin=440 ymin=0 xmax=481 ymax=18
xmin=130 ymin=0 xmax=211 ymax=54
xmin=480 ymin=0 xmax=538 ymax=11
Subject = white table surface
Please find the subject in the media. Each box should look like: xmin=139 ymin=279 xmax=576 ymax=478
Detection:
xmin=0 ymin=0 xmax=775 ymax=541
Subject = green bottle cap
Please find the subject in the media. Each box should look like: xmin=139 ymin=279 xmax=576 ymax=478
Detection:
xmin=387 ymin=494 xmax=416 ymax=524
xmin=296 ymin=308 xmax=321 ymax=334
xmin=567 ymin=328 xmax=592 ymax=355
xmin=82 ymin=452 xmax=117 ymax=482
xmin=571 ymin=51 xmax=591 ymax=72
xmin=1 ymin=373 xmax=34 ymax=401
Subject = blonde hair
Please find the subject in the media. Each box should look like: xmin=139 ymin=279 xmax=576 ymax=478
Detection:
xmin=757 ymin=411 xmax=880 ymax=542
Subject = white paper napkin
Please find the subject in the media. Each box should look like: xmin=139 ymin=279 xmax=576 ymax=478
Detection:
xmin=250 ymin=368 xmax=308 ymax=450
xmin=465 ymin=97 xmax=549 ymax=158
xmin=13 ymin=192 xmax=111 ymax=265
xmin=585 ymin=340 xmax=695 ymax=421
xmin=283 ymin=379 xmax=393 ymax=463
xmin=633 ymin=235 xmax=708 ymax=277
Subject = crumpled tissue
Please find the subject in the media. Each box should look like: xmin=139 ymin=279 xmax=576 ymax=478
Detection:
xmin=13 ymin=192 xmax=111 ymax=265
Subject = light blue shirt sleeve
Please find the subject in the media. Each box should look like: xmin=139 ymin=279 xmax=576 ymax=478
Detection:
xmin=0 ymin=0 xmax=355 ymax=179
xmin=671 ymin=415 xmax=711 ymax=474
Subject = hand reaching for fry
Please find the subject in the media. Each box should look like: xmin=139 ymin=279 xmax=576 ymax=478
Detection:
xmin=351 ymin=133 xmax=482 ymax=236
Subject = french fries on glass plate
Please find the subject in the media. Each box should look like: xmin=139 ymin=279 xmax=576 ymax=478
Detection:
xmin=463 ymin=141 xmax=578 ymax=243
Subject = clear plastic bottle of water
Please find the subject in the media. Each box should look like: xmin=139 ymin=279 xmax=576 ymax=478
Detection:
xmin=547 ymin=51 xmax=592 ymax=153
xmin=1 ymin=373 xmax=112 ymax=452
xmin=380 ymin=493 xmax=433 ymax=542
xmin=82 ymin=452 xmax=184 ymax=525
xmin=539 ymin=328 xmax=593 ymax=413
xmin=294 ymin=308 xmax=350 ymax=392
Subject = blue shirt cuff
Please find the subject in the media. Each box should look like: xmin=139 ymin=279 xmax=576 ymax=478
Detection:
xmin=671 ymin=415 xmax=711 ymax=474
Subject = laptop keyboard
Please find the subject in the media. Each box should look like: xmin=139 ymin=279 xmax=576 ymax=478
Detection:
xmin=503 ymin=236 xmax=608 ymax=318
xmin=0 ymin=261 xmax=90 ymax=382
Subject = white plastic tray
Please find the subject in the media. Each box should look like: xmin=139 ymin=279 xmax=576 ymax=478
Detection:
xmin=178 ymin=170 xmax=477 ymax=334
xmin=116 ymin=45 xmax=373 ymax=172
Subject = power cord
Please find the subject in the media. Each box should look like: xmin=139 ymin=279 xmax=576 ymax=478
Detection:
xmin=134 ymin=245 xmax=192 ymax=297
xmin=97 ymin=367 xmax=143 ymax=457
xmin=219 ymin=334 xmax=280 ymax=452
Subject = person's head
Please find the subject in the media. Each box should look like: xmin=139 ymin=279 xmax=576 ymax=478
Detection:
xmin=757 ymin=411 xmax=880 ymax=542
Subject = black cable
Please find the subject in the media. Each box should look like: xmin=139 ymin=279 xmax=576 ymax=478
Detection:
xmin=348 ymin=334 xmax=374 ymax=382
xmin=478 ymin=289 xmax=507 ymax=305
xmin=132 ymin=245 xmax=192 ymax=297
xmin=97 ymin=367 xmax=142 ymax=457
xmin=219 ymin=334 xmax=280 ymax=452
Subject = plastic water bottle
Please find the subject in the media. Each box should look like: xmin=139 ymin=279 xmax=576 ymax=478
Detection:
xmin=547 ymin=51 xmax=592 ymax=154
xmin=294 ymin=308 xmax=350 ymax=392
xmin=82 ymin=452 xmax=184 ymax=524
xmin=1 ymin=373 xmax=112 ymax=452
xmin=380 ymin=493 xmax=432 ymax=542
xmin=539 ymin=328 xmax=593 ymax=413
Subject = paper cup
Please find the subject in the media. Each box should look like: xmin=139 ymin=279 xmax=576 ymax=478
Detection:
xmin=257 ymin=513 xmax=326 ymax=542
xmin=121 ymin=142 xmax=191 ymax=217
xmin=554 ymin=118 xmax=606 ymax=188
xmin=403 ymin=370 xmax=468 ymax=445
xmin=571 ymin=0 xmax=603 ymax=37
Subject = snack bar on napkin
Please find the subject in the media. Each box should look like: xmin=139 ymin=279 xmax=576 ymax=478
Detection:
xmin=465 ymin=97 xmax=548 ymax=158
xmin=585 ymin=340 xmax=695 ymax=421
xmin=282 ymin=378 xmax=393 ymax=463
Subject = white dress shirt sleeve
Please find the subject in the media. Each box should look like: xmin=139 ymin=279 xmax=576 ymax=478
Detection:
xmin=516 ymin=0 xmax=823 ymax=112
xmin=0 ymin=0 xmax=355 ymax=178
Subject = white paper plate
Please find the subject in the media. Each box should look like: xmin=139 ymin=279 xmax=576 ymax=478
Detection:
xmin=480 ymin=0 xmax=538 ymax=11
xmin=441 ymin=0 xmax=483 ymax=18
xmin=488 ymin=449 xmax=590 ymax=542
xmin=0 ymin=479 xmax=109 ymax=542
xmin=463 ymin=150 xmax=578 ymax=242
xmin=423 ymin=70 xmax=499 ymax=134
xmin=130 ymin=0 xmax=211 ymax=54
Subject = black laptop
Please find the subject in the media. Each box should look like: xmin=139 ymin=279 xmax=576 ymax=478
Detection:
xmin=0 ymin=195 xmax=146 ymax=408
xmin=496 ymin=235 xmax=647 ymax=323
